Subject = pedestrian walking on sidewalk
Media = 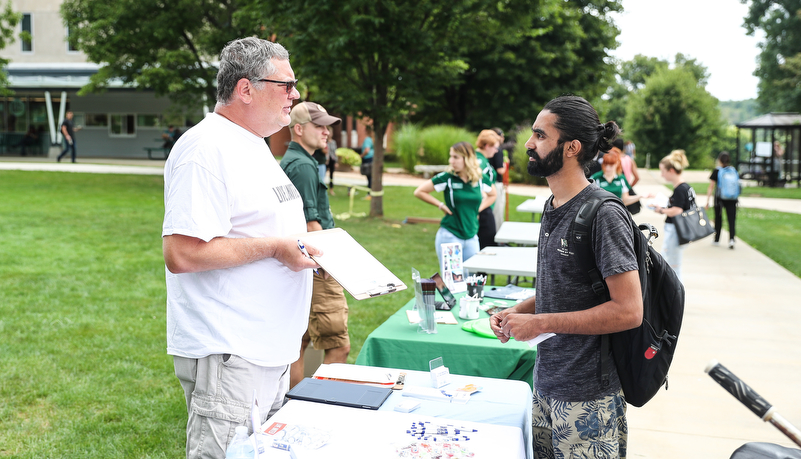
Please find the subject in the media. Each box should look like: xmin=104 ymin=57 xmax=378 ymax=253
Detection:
xmin=706 ymin=151 xmax=739 ymax=249
xmin=57 ymin=111 xmax=81 ymax=163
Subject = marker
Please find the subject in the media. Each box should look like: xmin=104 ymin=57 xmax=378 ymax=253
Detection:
xmin=297 ymin=240 xmax=319 ymax=275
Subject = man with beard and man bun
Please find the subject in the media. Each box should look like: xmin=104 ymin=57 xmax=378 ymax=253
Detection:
xmin=489 ymin=95 xmax=643 ymax=459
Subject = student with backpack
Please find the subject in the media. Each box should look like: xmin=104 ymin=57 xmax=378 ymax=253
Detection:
xmin=490 ymin=96 xmax=644 ymax=459
xmin=706 ymin=151 xmax=740 ymax=249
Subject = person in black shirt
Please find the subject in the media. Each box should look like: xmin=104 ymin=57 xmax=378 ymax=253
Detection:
xmin=651 ymin=149 xmax=691 ymax=280
xmin=57 ymin=111 xmax=81 ymax=163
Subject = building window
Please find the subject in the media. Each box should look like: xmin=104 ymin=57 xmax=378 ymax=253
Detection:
xmin=66 ymin=26 xmax=79 ymax=52
xmin=109 ymin=114 xmax=136 ymax=137
xmin=137 ymin=114 xmax=163 ymax=128
xmin=21 ymin=13 xmax=32 ymax=53
xmin=83 ymin=114 xmax=108 ymax=127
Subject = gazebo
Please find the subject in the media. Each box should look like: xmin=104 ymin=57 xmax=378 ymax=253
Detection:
xmin=736 ymin=113 xmax=801 ymax=187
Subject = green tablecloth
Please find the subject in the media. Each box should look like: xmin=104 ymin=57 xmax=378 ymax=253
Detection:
xmin=355 ymin=293 xmax=537 ymax=388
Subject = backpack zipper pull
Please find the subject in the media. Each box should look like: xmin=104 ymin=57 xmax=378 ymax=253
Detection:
xmin=645 ymin=342 xmax=661 ymax=360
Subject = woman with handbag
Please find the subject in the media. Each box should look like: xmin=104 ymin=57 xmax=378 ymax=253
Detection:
xmin=652 ymin=149 xmax=692 ymax=280
xmin=413 ymin=141 xmax=496 ymax=269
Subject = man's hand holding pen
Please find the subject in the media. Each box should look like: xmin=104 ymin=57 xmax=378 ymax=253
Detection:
xmin=273 ymin=237 xmax=321 ymax=272
xmin=297 ymin=239 xmax=330 ymax=278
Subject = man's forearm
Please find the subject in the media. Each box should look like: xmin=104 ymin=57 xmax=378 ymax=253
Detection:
xmin=508 ymin=297 xmax=536 ymax=315
xmin=164 ymin=234 xmax=277 ymax=273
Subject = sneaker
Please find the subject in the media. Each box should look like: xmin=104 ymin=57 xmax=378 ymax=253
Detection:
xmin=712 ymin=241 xmax=720 ymax=247
xmin=728 ymin=239 xmax=735 ymax=249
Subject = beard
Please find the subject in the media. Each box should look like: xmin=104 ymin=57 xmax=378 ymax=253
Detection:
xmin=527 ymin=142 xmax=565 ymax=177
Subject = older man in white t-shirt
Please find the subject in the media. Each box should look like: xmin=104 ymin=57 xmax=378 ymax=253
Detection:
xmin=162 ymin=37 xmax=320 ymax=459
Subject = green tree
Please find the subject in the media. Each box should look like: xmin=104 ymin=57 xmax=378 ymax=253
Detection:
xmin=719 ymin=99 xmax=759 ymax=124
xmin=60 ymin=0 xmax=263 ymax=110
xmin=0 ymin=1 xmax=23 ymax=95
xmin=261 ymin=0 xmax=506 ymax=217
xmin=595 ymin=54 xmax=668 ymax=129
xmin=413 ymin=0 xmax=622 ymax=133
xmin=743 ymin=0 xmax=801 ymax=113
xmin=625 ymin=66 xmax=724 ymax=169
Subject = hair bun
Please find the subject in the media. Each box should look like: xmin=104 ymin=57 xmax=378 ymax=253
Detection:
xmin=603 ymin=122 xmax=617 ymax=139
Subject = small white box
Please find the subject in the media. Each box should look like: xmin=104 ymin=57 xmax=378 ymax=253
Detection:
xmin=394 ymin=399 xmax=421 ymax=413
xmin=430 ymin=365 xmax=451 ymax=388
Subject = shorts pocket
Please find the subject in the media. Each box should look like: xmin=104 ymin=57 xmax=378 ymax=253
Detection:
xmin=187 ymin=394 xmax=249 ymax=458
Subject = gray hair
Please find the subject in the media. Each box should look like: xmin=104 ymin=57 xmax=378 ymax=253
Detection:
xmin=216 ymin=37 xmax=290 ymax=105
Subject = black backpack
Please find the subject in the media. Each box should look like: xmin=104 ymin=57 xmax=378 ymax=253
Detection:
xmin=568 ymin=188 xmax=685 ymax=407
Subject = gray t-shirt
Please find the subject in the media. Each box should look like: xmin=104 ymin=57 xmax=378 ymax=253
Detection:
xmin=533 ymin=184 xmax=638 ymax=401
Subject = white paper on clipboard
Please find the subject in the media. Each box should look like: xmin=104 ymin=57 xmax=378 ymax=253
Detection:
xmin=298 ymin=228 xmax=407 ymax=300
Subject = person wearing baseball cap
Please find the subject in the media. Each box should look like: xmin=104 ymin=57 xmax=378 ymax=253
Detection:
xmin=280 ymin=102 xmax=350 ymax=388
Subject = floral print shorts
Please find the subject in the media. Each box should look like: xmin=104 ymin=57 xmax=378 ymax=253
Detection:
xmin=531 ymin=387 xmax=628 ymax=459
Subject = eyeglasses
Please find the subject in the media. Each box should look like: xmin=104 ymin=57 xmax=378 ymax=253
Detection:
xmin=256 ymin=78 xmax=298 ymax=94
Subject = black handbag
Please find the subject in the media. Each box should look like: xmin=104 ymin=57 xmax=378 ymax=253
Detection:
xmin=360 ymin=162 xmax=371 ymax=176
xmin=626 ymin=189 xmax=641 ymax=215
xmin=672 ymin=188 xmax=714 ymax=245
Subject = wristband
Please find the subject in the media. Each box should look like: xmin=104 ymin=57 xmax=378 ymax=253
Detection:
xmin=438 ymin=202 xmax=444 ymax=210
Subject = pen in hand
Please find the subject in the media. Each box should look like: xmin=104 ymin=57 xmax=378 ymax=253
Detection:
xmin=297 ymin=240 xmax=319 ymax=275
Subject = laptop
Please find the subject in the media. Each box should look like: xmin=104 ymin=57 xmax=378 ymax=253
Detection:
xmin=286 ymin=378 xmax=393 ymax=410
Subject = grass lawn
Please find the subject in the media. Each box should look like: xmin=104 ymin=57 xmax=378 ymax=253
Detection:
xmin=0 ymin=169 xmax=799 ymax=457
xmin=686 ymin=182 xmax=801 ymax=200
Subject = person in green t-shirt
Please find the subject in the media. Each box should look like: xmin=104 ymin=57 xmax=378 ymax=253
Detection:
xmin=589 ymin=151 xmax=643 ymax=207
xmin=475 ymin=129 xmax=502 ymax=248
xmin=413 ymin=141 xmax=496 ymax=269
xmin=280 ymin=101 xmax=350 ymax=389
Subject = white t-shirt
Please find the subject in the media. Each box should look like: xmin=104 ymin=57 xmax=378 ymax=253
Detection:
xmin=163 ymin=113 xmax=312 ymax=367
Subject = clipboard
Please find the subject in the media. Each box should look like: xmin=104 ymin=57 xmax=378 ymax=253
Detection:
xmin=298 ymin=228 xmax=407 ymax=300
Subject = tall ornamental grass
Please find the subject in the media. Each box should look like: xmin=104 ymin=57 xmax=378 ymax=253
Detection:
xmin=393 ymin=124 xmax=476 ymax=173
xmin=420 ymin=125 xmax=475 ymax=167
xmin=392 ymin=124 xmax=424 ymax=172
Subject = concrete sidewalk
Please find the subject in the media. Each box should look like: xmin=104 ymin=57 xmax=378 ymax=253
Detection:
xmin=625 ymin=169 xmax=801 ymax=457
xmin=3 ymin=157 xmax=801 ymax=456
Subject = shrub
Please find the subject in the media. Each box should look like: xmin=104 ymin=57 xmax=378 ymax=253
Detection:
xmin=392 ymin=124 xmax=424 ymax=173
xmin=336 ymin=148 xmax=362 ymax=167
xmin=420 ymin=125 xmax=475 ymax=167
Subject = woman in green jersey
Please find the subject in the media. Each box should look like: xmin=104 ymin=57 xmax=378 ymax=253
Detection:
xmin=414 ymin=142 xmax=496 ymax=268
xmin=590 ymin=151 xmax=642 ymax=206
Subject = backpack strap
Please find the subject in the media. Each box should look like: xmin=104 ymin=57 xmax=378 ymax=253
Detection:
xmin=568 ymin=187 xmax=627 ymax=388
xmin=571 ymin=188 xmax=621 ymax=298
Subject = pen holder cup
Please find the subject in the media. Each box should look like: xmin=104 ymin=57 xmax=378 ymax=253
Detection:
xmin=419 ymin=298 xmax=437 ymax=334
xmin=459 ymin=296 xmax=481 ymax=320
xmin=467 ymin=284 xmax=484 ymax=301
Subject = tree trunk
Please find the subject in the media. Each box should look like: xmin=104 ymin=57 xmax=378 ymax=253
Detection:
xmin=369 ymin=121 xmax=385 ymax=218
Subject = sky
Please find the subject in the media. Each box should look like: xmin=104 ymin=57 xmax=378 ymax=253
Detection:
xmin=609 ymin=0 xmax=764 ymax=102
